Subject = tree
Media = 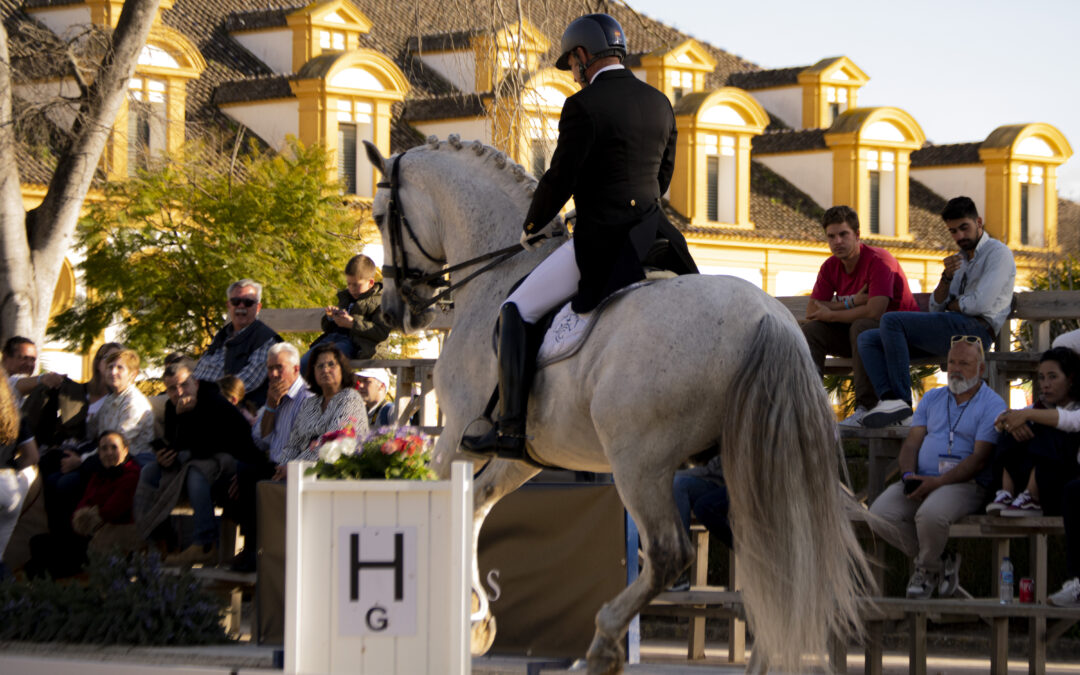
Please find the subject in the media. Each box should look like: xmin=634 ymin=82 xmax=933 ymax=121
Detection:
xmin=48 ymin=139 xmax=361 ymax=360
xmin=1016 ymin=255 xmax=1080 ymax=351
xmin=0 ymin=0 xmax=162 ymax=347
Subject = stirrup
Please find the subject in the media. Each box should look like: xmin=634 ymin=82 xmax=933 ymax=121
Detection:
xmin=460 ymin=425 xmax=530 ymax=461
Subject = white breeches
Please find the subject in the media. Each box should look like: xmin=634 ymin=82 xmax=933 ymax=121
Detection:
xmin=505 ymin=240 xmax=581 ymax=324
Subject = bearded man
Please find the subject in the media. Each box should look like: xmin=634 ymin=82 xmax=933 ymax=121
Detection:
xmin=867 ymin=336 xmax=1006 ymax=599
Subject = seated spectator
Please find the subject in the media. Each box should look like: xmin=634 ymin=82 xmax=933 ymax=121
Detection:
xmin=859 ymin=197 xmax=1015 ymax=428
xmin=39 ymin=342 xmax=127 ymax=542
xmin=192 ymin=279 xmax=283 ymax=407
xmin=987 ymin=348 xmax=1080 ymax=517
xmin=24 ymin=341 xmax=123 ymax=449
xmin=72 ymin=430 xmax=142 ymax=553
xmin=868 ymin=337 xmax=1005 ymax=598
xmin=88 ymin=349 xmax=155 ymax=464
xmin=357 ymin=368 xmax=395 ymax=428
xmin=218 ymin=375 xmax=256 ymax=425
xmin=3 ymin=336 xmax=64 ymax=407
xmin=0 ymin=368 xmax=38 ymax=576
xmin=254 ymin=343 xmax=313 ymax=466
xmin=279 ymin=344 xmax=367 ymax=469
xmin=135 ymin=358 xmax=267 ymax=567
xmin=801 ymin=206 xmax=919 ymax=427
xmin=670 ymin=455 xmax=732 ymax=589
xmin=301 ymin=255 xmax=391 ymax=375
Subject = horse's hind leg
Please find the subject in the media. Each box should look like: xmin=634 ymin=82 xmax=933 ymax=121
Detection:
xmin=585 ymin=460 xmax=693 ymax=675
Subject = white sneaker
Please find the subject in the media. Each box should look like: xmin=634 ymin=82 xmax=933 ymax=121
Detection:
xmin=985 ymin=489 xmax=1014 ymax=514
xmin=1001 ymin=490 xmax=1043 ymax=517
xmin=906 ymin=567 xmax=939 ymax=599
xmin=1049 ymin=578 xmax=1080 ymax=607
xmin=838 ymin=406 xmax=869 ymax=428
xmin=938 ymin=551 xmax=962 ymax=598
xmin=863 ymin=399 xmax=914 ymax=429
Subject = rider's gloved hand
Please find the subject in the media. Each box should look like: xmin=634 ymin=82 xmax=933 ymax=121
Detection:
xmin=520 ymin=220 xmax=556 ymax=251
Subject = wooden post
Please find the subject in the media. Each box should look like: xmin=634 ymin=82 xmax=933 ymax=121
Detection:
xmin=727 ymin=548 xmax=745 ymax=664
xmin=686 ymin=526 xmax=708 ymax=660
xmin=910 ymin=612 xmax=927 ymax=675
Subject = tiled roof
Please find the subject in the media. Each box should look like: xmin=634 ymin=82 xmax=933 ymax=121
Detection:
xmin=403 ymin=94 xmax=488 ymax=122
xmin=222 ymin=6 xmax=297 ymax=32
xmin=910 ymin=142 xmax=981 ymax=168
xmin=726 ymin=66 xmax=804 ymax=90
xmin=406 ymin=30 xmax=481 ymax=53
xmin=213 ymin=74 xmax=294 ymax=105
xmin=751 ymin=129 xmax=827 ymax=154
xmin=1058 ymin=198 xmax=1080 ymax=257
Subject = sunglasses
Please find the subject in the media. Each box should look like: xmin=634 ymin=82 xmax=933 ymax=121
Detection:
xmin=951 ymin=334 xmax=983 ymax=350
xmin=229 ymin=297 xmax=257 ymax=308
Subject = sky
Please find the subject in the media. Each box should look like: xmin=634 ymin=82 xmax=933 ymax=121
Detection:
xmin=625 ymin=0 xmax=1080 ymax=201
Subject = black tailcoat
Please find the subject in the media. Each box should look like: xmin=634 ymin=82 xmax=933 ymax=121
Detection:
xmin=523 ymin=68 xmax=698 ymax=313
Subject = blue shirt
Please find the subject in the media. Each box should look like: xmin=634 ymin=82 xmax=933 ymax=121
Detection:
xmin=252 ymin=376 xmax=314 ymax=465
xmin=912 ymin=384 xmax=1005 ymax=485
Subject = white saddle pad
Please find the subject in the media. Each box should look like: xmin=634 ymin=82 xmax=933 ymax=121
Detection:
xmin=536 ymin=279 xmax=653 ymax=369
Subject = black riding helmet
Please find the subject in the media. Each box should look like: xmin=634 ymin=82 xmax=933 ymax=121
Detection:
xmin=555 ymin=13 xmax=628 ymax=71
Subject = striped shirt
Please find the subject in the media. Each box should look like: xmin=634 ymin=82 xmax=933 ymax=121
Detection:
xmin=281 ymin=388 xmax=368 ymax=463
xmin=252 ymin=376 xmax=314 ymax=465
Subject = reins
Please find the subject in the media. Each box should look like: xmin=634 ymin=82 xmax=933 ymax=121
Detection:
xmin=378 ymin=151 xmax=561 ymax=313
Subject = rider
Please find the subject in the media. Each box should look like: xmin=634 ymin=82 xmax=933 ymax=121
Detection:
xmin=460 ymin=13 xmax=697 ymax=460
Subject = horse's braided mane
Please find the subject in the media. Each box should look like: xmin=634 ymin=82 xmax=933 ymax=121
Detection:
xmin=417 ymin=134 xmax=539 ymax=206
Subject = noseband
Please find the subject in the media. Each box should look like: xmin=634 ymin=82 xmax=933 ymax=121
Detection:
xmin=377 ymin=151 xmax=562 ymax=316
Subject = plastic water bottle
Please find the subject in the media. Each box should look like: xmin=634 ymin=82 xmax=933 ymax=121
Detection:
xmin=999 ymin=557 xmax=1014 ymax=604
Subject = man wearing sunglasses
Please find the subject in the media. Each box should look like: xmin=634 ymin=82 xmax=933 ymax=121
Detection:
xmin=192 ymin=279 xmax=283 ymax=407
xmin=868 ymin=336 xmax=1005 ymax=598
xmin=859 ymin=197 xmax=1015 ymax=428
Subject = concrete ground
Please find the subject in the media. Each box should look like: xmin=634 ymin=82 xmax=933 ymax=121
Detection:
xmin=4 ymin=637 xmax=1080 ymax=673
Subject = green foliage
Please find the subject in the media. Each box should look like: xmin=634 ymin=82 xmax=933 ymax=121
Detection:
xmin=306 ymin=426 xmax=437 ymax=481
xmin=0 ymin=551 xmax=229 ymax=645
xmin=48 ymin=139 xmax=362 ymax=363
xmin=1016 ymin=255 xmax=1080 ymax=351
xmin=824 ymin=364 xmax=941 ymax=417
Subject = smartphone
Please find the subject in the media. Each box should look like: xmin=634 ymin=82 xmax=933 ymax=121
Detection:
xmin=903 ymin=478 xmax=923 ymax=495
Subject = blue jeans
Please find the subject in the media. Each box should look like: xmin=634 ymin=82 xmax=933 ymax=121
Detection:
xmin=140 ymin=459 xmax=216 ymax=546
xmin=691 ymin=486 xmax=733 ymax=551
xmin=300 ymin=333 xmax=356 ymax=374
xmin=857 ymin=312 xmax=994 ymax=405
xmin=673 ymin=474 xmax=721 ymax=532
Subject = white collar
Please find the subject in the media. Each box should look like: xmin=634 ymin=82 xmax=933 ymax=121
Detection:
xmin=590 ymin=64 xmax=625 ymax=84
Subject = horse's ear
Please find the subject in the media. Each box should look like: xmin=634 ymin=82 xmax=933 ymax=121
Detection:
xmin=363 ymin=140 xmax=385 ymax=175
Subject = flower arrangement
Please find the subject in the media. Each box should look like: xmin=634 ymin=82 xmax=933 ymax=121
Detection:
xmin=305 ymin=426 xmax=437 ymax=481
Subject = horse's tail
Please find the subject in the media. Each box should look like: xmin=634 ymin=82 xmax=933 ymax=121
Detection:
xmin=721 ymin=312 xmax=871 ymax=672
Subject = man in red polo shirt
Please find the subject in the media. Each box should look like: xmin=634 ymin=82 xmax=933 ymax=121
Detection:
xmin=802 ymin=205 xmax=920 ymax=427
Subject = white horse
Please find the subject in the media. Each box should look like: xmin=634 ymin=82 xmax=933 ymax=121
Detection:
xmin=365 ymin=135 xmax=870 ymax=674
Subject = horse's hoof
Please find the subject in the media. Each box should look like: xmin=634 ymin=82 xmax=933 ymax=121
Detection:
xmin=585 ymin=634 xmax=624 ymax=674
xmin=470 ymin=613 xmax=496 ymax=655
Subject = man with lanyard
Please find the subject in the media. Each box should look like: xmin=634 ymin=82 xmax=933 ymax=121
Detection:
xmin=461 ymin=13 xmax=697 ymax=459
xmin=859 ymin=196 xmax=1015 ymax=428
xmin=867 ymin=337 xmax=1005 ymax=598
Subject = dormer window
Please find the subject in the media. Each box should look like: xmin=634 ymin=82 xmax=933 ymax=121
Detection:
xmin=825 ymin=86 xmax=848 ymax=125
xmin=865 ymin=150 xmax=896 ymax=235
xmin=336 ymin=99 xmax=374 ymax=196
xmin=669 ymin=70 xmax=694 ymax=103
xmin=1017 ymin=164 xmax=1045 ymax=246
xmin=705 ymin=134 xmax=736 ymax=223
xmin=128 ymin=77 xmax=167 ymax=174
xmin=320 ymin=30 xmax=347 ymax=50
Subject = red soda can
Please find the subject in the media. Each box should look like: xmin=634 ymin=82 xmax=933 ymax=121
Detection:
xmin=1019 ymin=577 xmax=1034 ymax=603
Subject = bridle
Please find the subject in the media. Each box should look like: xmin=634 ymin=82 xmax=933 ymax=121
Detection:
xmin=377 ymin=151 xmax=561 ymax=316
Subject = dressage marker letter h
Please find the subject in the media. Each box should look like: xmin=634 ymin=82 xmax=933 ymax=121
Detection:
xmin=285 ymin=462 xmax=472 ymax=675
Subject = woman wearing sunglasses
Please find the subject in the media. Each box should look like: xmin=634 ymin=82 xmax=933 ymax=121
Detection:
xmin=990 ymin=347 xmax=1080 ymax=607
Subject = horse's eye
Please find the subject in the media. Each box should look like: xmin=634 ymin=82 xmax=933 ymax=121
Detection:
xmin=373 ymin=213 xmax=384 ymax=226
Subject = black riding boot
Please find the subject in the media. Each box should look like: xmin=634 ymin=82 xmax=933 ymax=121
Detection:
xmin=461 ymin=303 xmax=531 ymax=460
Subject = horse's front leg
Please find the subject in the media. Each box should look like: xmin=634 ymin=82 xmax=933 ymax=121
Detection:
xmin=586 ymin=458 xmax=692 ymax=675
xmin=468 ymin=458 xmax=540 ymax=654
